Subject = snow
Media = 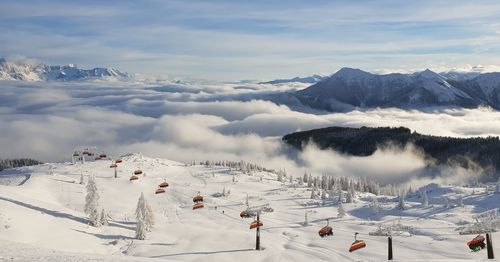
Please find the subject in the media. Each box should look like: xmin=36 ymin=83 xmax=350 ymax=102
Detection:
xmin=0 ymin=58 xmax=129 ymax=82
xmin=1 ymin=153 xmax=500 ymax=261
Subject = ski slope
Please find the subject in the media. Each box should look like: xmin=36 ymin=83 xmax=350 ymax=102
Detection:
xmin=0 ymin=153 xmax=499 ymax=261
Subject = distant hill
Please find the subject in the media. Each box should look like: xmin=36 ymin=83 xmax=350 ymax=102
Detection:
xmin=294 ymin=67 xmax=500 ymax=111
xmin=283 ymin=126 xmax=500 ymax=179
xmin=0 ymin=58 xmax=129 ymax=81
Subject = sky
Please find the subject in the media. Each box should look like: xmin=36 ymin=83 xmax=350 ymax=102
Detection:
xmin=1 ymin=0 xmax=500 ymax=80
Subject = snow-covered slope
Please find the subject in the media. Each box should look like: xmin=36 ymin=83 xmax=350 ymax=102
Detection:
xmin=1 ymin=153 xmax=499 ymax=261
xmin=0 ymin=58 xmax=129 ymax=81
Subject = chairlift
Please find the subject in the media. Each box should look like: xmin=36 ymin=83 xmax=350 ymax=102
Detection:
xmin=115 ymin=159 xmax=123 ymax=163
xmin=110 ymin=164 xmax=117 ymax=168
xmin=193 ymin=192 xmax=203 ymax=203
xmin=193 ymin=203 xmax=204 ymax=210
xmin=349 ymin=233 xmax=366 ymax=252
xmin=250 ymin=220 xmax=263 ymax=229
xmin=134 ymin=170 xmax=143 ymax=175
xmin=155 ymin=188 xmax=166 ymax=194
xmin=159 ymin=182 xmax=169 ymax=188
xmin=467 ymin=235 xmax=486 ymax=252
xmin=318 ymin=219 xmax=333 ymax=237
xmin=129 ymin=175 xmax=139 ymax=181
xmin=240 ymin=210 xmax=255 ymax=218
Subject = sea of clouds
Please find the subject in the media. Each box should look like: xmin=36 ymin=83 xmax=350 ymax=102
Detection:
xmin=1 ymin=80 xmax=499 ymax=186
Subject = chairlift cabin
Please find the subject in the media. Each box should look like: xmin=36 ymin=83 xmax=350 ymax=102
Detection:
xmin=99 ymin=153 xmax=107 ymax=158
xmin=155 ymin=188 xmax=166 ymax=194
xmin=193 ymin=203 xmax=204 ymax=210
xmin=193 ymin=195 xmax=203 ymax=203
xmin=318 ymin=219 xmax=333 ymax=237
xmin=159 ymin=182 xmax=169 ymax=188
xmin=129 ymin=175 xmax=139 ymax=181
xmin=249 ymin=220 xmax=263 ymax=229
xmin=83 ymin=149 xmax=91 ymax=155
xmin=115 ymin=159 xmax=123 ymax=163
xmin=467 ymin=235 xmax=486 ymax=252
xmin=73 ymin=152 xmax=79 ymax=157
xmin=110 ymin=164 xmax=117 ymax=168
xmin=349 ymin=233 xmax=366 ymax=252
xmin=240 ymin=210 xmax=255 ymax=218
xmin=134 ymin=170 xmax=143 ymax=175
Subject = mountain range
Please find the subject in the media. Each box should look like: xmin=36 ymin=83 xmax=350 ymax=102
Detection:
xmin=0 ymin=58 xmax=129 ymax=81
xmin=259 ymin=74 xmax=327 ymax=84
xmin=294 ymin=68 xmax=500 ymax=111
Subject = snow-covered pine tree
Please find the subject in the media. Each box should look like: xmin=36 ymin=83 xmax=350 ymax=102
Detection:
xmin=277 ymin=171 xmax=283 ymax=182
xmin=346 ymin=189 xmax=353 ymax=203
xmin=222 ymin=187 xmax=226 ymax=197
xmin=321 ymin=190 xmax=327 ymax=200
xmin=370 ymin=196 xmax=380 ymax=214
xmin=310 ymin=187 xmax=316 ymax=199
xmin=421 ymin=190 xmax=429 ymax=207
xmin=337 ymin=188 xmax=343 ymax=204
xmin=458 ymin=195 xmax=464 ymax=207
xmin=338 ymin=202 xmax=346 ymax=218
xmin=84 ymin=175 xmax=101 ymax=226
xmin=135 ymin=217 xmax=146 ymax=240
xmin=100 ymin=208 xmax=108 ymax=226
xmin=89 ymin=208 xmax=101 ymax=227
xmin=303 ymin=211 xmax=309 ymax=226
xmin=79 ymin=173 xmax=84 ymax=185
xmin=495 ymin=178 xmax=500 ymax=194
xmin=136 ymin=193 xmax=154 ymax=232
xmin=396 ymin=192 xmax=406 ymax=210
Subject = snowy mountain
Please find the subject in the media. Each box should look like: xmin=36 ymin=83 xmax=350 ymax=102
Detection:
xmin=295 ymin=67 xmax=500 ymax=112
xmin=1 ymin=153 xmax=500 ymax=261
xmin=259 ymin=74 xmax=327 ymax=85
xmin=0 ymin=58 xmax=130 ymax=81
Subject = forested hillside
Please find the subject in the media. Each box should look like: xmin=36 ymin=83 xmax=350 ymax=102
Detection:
xmin=0 ymin=159 xmax=42 ymax=171
xmin=283 ymin=126 xmax=500 ymax=179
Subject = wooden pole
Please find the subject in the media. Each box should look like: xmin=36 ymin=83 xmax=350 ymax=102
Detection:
xmin=388 ymin=236 xmax=393 ymax=261
xmin=256 ymin=212 xmax=261 ymax=250
xmin=486 ymin=233 xmax=494 ymax=259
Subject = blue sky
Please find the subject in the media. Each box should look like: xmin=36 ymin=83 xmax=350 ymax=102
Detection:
xmin=1 ymin=0 xmax=500 ymax=80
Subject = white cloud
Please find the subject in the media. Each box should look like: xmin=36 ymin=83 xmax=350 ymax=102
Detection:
xmin=0 ymin=80 xmax=499 ymax=186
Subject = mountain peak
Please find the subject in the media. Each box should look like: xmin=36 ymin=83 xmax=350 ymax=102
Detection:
xmin=333 ymin=67 xmax=372 ymax=79
xmin=414 ymin=69 xmax=444 ymax=80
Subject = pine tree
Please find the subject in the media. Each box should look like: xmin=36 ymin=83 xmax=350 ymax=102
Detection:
xmin=346 ymin=190 xmax=353 ymax=203
xmin=495 ymin=178 xmax=500 ymax=194
xmin=321 ymin=190 xmax=327 ymax=200
xmin=222 ymin=187 xmax=226 ymax=197
xmin=79 ymin=173 xmax=84 ymax=185
xmin=396 ymin=192 xmax=406 ymax=210
xmin=84 ymin=175 xmax=101 ymax=226
xmin=89 ymin=208 xmax=101 ymax=227
xmin=370 ymin=196 xmax=380 ymax=214
xmin=245 ymin=194 xmax=249 ymax=207
xmin=136 ymin=193 xmax=154 ymax=232
xmin=310 ymin=187 xmax=316 ymax=199
xmin=100 ymin=208 xmax=108 ymax=226
xmin=458 ymin=195 xmax=464 ymax=207
xmin=303 ymin=211 xmax=309 ymax=226
xmin=421 ymin=190 xmax=429 ymax=207
xmin=135 ymin=218 xmax=146 ymax=240
xmin=337 ymin=202 xmax=346 ymax=218
xmin=338 ymin=188 xmax=343 ymax=204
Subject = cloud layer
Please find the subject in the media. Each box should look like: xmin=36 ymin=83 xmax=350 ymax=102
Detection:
xmin=1 ymin=80 xmax=499 ymax=186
